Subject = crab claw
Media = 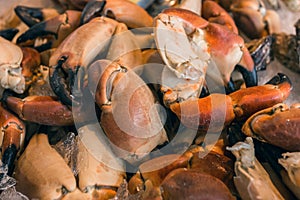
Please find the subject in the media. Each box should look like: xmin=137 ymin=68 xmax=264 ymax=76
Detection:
xmin=170 ymin=73 xmax=292 ymax=130
xmin=229 ymin=73 xmax=292 ymax=120
xmin=230 ymin=0 xmax=281 ymax=39
xmin=0 ymin=104 xmax=25 ymax=176
xmin=81 ymin=0 xmax=153 ymax=28
xmin=48 ymin=17 xmax=119 ymax=106
xmin=3 ymin=94 xmax=74 ymax=126
xmin=16 ymin=10 xmax=81 ymax=52
xmin=14 ymin=6 xmax=61 ymax=27
xmin=242 ymin=102 xmax=300 ymax=151
xmin=0 ymin=28 xmax=19 ymax=41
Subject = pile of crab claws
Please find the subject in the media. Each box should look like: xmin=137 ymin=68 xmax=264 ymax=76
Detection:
xmin=0 ymin=28 xmax=19 ymax=41
xmin=128 ymin=146 xmax=236 ymax=199
xmin=14 ymin=5 xmax=60 ymax=27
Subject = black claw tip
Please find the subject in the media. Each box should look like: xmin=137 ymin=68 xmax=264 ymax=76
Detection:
xmin=225 ymin=80 xmax=236 ymax=94
xmin=235 ymin=65 xmax=258 ymax=88
xmin=80 ymin=0 xmax=107 ymax=25
xmin=1 ymin=145 xmax=18 ymax=176
xmin=50 ymin=59 xmax=73 ymax=106
xmin=15 ymin=6 xmax=44 ymax=27
xmin=0 ymin=28 xmax=19 ymax=41
xmin=266 ymin=73 xmax=292 ymax=87
xmin=50 ymin=57 xmax=81 ymax=106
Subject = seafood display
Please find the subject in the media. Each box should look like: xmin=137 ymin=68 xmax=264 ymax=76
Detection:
xmin=0 ymin=0 xmax=300 ymax=199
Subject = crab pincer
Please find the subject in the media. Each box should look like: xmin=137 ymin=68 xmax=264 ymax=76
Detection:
xmin=154 ymin=8 xmax=256 ymax=95
xmin=49 ymin=17 xmax=119 ymax=106
xmin=88 ymin=60 xmax=167 ymax=164
xmin=0 ymin=103 xmax=25 ymax=176
xmin=242 ymin=102 xmax=300 ymax=151
xmin=16 ymin=10 xmax=81 ymax=52
xmin=170 ymin=73 xmax=292 ymax=131
xmin=14 ymin=5 xmax=61 ymax=27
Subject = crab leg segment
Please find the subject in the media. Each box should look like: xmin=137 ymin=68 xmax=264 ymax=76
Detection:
xmin=0 ymin=104 xmax=25 ymax=176
xmin=170 ymin=73 xmax=292 ymax=130
xmin=3 ymin=96 xmax=73 ymax=126
xmin=49 ymin=17 xmax=119 ymax=106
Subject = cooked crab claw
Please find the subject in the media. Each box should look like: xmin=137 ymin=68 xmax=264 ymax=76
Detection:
xmin=169 ymin=73 xmax=292 ymax=130
xmin=16 ymin=10 xmax=81 ymax=52
xmin=0 ymin=28 xmax=19 ymax=41
xmin=80 ymin=0 xmax=153 ymax=28
xmin=242 ymin=102 xmax=300 ymax=151
xmin=89 ymin=60 xmax=167 ymax=164
xmin=0 ymin=103 xmax=25 ymax=176
xmin=154 ymin=8 xmax=256 ymax=97
xmin=49 ymin=17 xmax=119 ymax=106
xmin=14 ymin=5 xmax=61 ymax=27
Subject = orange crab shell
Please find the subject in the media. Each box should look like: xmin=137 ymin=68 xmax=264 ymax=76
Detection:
xmin=242 ymin=104 xmax=300 ymax=151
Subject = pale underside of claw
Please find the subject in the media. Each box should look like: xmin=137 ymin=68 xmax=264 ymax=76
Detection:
xmin=278 ymin=152 xmax=300 ymax=187
xmin=15 ymin=134 xmax=76 ymax=200
xmin=155 ymin=13 xmax=209 ymax=102
xmin=77 ymin=123 xmax=126 ymax=192
xmin=0 ymin=37 xmax=25 ymax=95
xmin=155 ymin=14 xmax=209 ymax=81
xmin=177 ymin=0 xmax=202 ymax=15
xmin=227 ymin=137 xmax=284 ymax=200
xmin=106 ymin=23 xmax=143 ymax=74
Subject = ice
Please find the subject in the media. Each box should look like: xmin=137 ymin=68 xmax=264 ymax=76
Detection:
xmin=110 ymin=179 xmax=144 ymax=200
xmin=53 ymin=132 xmax=79 ymax=176
xmin=0 ymin=187 xmax=29 ymax=200
xmin=0 ymin=160 xmax=16 ymax=190
xmin=0 ymin=160 xmax=29 ymax=200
